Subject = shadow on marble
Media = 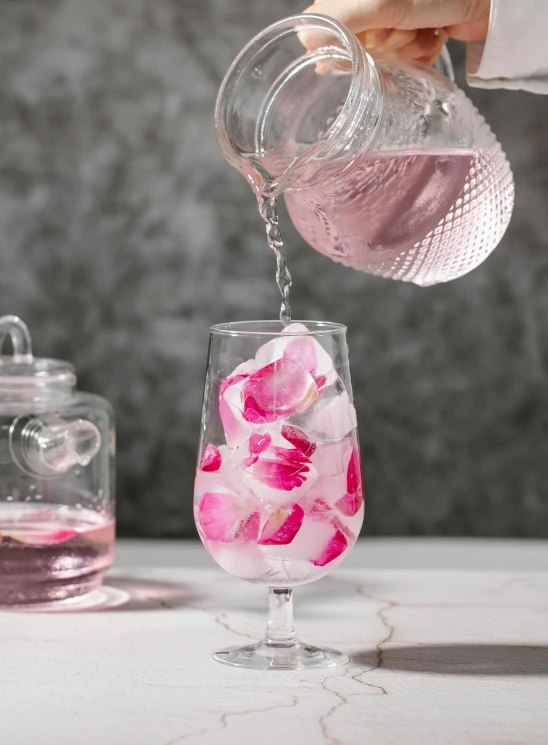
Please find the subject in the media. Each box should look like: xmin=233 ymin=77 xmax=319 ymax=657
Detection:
xmin=11 ymin=576 xmax=201 ymax=614
xmin=352 ymin=644 xmax=548 ymax=676
xmin=100 ymin=575 xmax=200 ymax=612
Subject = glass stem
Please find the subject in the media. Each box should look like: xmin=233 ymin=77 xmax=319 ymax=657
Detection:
xmin=264 ymin=588 xmax=297 ymax=647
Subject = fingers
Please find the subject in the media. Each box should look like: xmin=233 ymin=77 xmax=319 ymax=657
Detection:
xmin=300 ymin=0 xmax=454 ymax=68
xmin=303 ymin=0 xmax=407 ymax=34
xmin=369 ymin=28 xmax=448 ymax=63
xmin=303 ymin=0 xmax=463 ymax=33
xmin=417 ymin=30 xmax=449 ymax=66
xmin=356 ymin=28 xmax=418 ymax=54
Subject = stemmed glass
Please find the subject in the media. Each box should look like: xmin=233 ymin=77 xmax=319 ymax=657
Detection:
xmin=194 ymin=321 xmax=364 ymax=669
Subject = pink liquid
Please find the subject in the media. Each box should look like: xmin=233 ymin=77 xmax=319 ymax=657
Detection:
xmin=0 ymin=503 xmax=115 ymax=605
xmin=284 ymin=147 xmax=514 ymax=285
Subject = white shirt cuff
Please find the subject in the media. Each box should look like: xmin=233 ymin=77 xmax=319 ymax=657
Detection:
xmin=466 ymin=0 xmax=548 ymax=93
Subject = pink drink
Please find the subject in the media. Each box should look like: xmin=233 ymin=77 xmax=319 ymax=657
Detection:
xmin=284 ymin=147 xmax=514 ymax=285
xmin=194 ymin=324 xmax=364 ymax=587
xmin=0 ymin=503 xmax=115 ymax=605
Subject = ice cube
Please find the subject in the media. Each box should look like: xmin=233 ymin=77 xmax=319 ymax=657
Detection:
xmin=254 ymin=322 xmax=335 ymax=379
xmin=224 ymin=434 xmax=319 ymax=509
xmin=197 ymin=490 xmax=260 ymax=544
xmin=299 ymin=469 xmax=348 ymax=510
xmin=310 ymin=438 xmax=352 ymax=477
xmin=219 ymin=374 xmax=261 ymax=448
xmin=194 ymin=467 xmax=233 ymax=503
xmin=206 ymin=541 xmax=271 ymax=581
xmin=288 ymin=377 xmax=357 ymax=443
xmin=241 ymin=356 xmax=319 ymax=424
xmin=263 ymin=513 xmax=348 ymax=567
xmin=232 ymin=359 xmax=258 ymax=376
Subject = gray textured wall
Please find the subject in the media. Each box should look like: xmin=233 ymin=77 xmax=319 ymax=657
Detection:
xmin=1 ymin=0 xmax=547 ymax=538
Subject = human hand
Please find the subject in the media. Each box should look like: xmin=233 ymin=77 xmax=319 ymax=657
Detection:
xmin=303 ymin=0 xmax=491 ymax=65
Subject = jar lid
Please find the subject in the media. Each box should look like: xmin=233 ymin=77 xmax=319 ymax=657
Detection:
xmin=0 ymin=316 xmax=75 ymax=401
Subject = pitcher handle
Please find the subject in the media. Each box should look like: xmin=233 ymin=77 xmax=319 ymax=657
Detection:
xmin=435 ymin=45 xmax=455 ymax=83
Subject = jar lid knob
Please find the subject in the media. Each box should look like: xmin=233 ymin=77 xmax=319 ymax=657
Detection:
xmin=0 ymin=315 xmax=33 ymax=363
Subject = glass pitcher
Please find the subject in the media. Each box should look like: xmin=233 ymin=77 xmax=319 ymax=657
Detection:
xmin=0 ymin=316 xmax=115 ymax=605
xmin=215 ymin=14 xmax=515 ymax=286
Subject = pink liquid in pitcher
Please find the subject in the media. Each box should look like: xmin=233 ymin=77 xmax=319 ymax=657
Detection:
xmin=0 ymin=503 xmax=115 ymax=605
xmin=284 ymin=147 xmax=514 ymax=285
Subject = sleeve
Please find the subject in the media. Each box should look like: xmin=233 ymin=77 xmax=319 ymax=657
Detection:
xmin=466 ymin=0 xmax=548 ymax=94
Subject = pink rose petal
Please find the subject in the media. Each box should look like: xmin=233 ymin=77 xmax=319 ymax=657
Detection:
xmin=310 ymin=526 xmax=348 ymax=566
xmin=271 ymin=446 xmax=311 ymax=466
xmin=249 ymin=433 xmax=271 ymax=456
xmin=242 ymin=395 xmax=269 ymax=425
xmin=303 ymin=497 xmax=354 ymax=538
xmin=346 ymin=447 xmax=362 ymax=495
xmin=242 ymin=357 xmax=318 ymax=424
xmin=245 ymin=454 xmax=310 ymax=491
xmin=315 ymin=375 xmax=327 ymax=391
xmin=258 ymin=503 xmax=304 ymax=545
xmin=308 ymin=497 xmax=330 ymax=514
xmin=238 ymin=511 xmax=261 ymax=542
xmin=199 ymin=491 xmax=259 ymax=544
xmin=281 ymin=425 xmax=317 ymax=458
xmin=335 ymin=491 xmax=363 ymax=518
xmin=330 ymin=446 xmax=363 ymax=516
xmin=220 ymin=374 xmax=248 ymax=397
xmin=11 ymin=530 xmax=79 ymax=546
xmin=200 ymin=444 xmax=222 ymax=472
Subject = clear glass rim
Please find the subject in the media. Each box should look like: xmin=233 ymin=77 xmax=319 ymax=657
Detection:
xmin=210 ymin=320 xmax=347 ymax=337
xmin=214 ymin=13 xmax=373 ymax=189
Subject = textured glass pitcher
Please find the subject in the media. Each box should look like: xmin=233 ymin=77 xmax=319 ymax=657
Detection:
xmin=215 ymin=14 xmax=515 ymax=286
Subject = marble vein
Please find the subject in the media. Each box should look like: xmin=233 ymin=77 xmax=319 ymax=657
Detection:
xmin=165 ymin=696 xmax=300 ymax=745
xmin=319 ymin=668 xmax=352 ymax=745
xmin=189 ymin=602 xmax=257 ymax=641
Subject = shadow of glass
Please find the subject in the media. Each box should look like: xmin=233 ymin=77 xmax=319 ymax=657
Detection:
xmin=352 ymin=644 xmax=548 ymax=676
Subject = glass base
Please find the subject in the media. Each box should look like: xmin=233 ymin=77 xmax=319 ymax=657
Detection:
xmin=0 ymin=573 xmax=104 ymax=607
xmin=213 ymin=640 xmax=349 ymax=670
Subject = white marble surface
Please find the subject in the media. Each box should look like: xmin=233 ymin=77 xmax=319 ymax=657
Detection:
xmin=2 ymin=542 xmax=548 ymax=745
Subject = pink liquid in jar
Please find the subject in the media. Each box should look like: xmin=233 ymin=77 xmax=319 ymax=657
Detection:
xmin=0 ymin=502 xmax=115 ymax=605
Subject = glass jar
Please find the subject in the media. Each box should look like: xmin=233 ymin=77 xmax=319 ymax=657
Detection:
xmin=215 ymin=14 xmax=514 ymax=286
xmin=0 ymin=315 xmax=115 ymax=605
